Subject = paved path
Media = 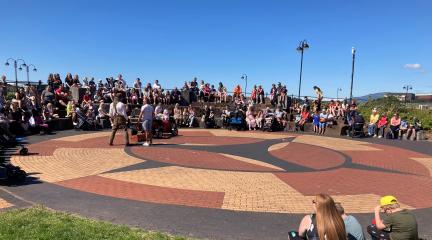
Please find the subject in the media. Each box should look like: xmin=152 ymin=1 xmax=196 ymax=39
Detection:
xmin=2 ymin=129 xmax=432 ymax=239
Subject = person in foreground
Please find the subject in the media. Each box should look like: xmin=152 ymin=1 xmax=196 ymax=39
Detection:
xmin=109 ymin=93 xmax=130 ymax=146
xmin=289 ymin=193 xmax=347 ymax=239
xmin=335 ymin=202 xmax=365 ymax=240
xmin=367 ymin=195 xmax=418 ymax=240
xmin=138 ymin=98 xmax=154 ymax=146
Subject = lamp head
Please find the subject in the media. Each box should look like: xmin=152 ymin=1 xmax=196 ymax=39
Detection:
xmin=296 ymin=46 xmax=303 ymax=51
xmin=241 ymin=76 xmax=244 ymax=80
xmin=21 ymin=63 xmax=27 ymax=67
xmin=5 ymin=62 xmax=9 ymax=66
xmin=303 ymin=42 xmax=309 ymax=49
xmin=18 ymin=67 xmax=23 ymax=71
xmin=352 ymin=47 xmax=356 ymax=55
xmin=33 ymin=68 xmax=37 ymax=72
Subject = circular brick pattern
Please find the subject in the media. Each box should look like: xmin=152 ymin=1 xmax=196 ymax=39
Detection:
xmin=11 ymin=129 xmax=432 ymax=213
xmin=129 ymin=147 xmax=280 ymax=172
xmin=268 ymin=142 xmax=346 ymax=170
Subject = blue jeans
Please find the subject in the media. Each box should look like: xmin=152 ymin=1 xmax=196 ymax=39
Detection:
xmin=368 ymin=124 xmax=376 ymax=135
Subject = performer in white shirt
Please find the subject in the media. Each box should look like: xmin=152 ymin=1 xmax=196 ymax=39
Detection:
xmin=109 ymin=93 xmax=130 ymax=146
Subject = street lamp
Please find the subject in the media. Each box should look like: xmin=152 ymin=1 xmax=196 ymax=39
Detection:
xmin=19 ymin=63 xmax=37 ymax=85
xmin=349 ymin=47 xmax=356 ymax=103
xmin=336 ymin=88 xmax=342 ymax=100
xmin=296 ymin=40 xmax=309 ymax=99
xmin=240 ymin=74 xmax=248 ymax=97
xmin=403 ymin=85 xmax=413 ymax=103
xmin=5 ymin=58 xmax=26 ymax=88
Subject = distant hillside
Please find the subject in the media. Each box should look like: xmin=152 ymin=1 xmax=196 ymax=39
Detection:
xmin=355 ymin=92 xmax=389 ymax=102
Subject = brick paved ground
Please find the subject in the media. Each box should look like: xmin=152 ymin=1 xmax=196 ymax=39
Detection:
xmin=10 ymin=129 xmax=432 ymax=214
xmin=3 ymin=129 xmax=432 ymax=239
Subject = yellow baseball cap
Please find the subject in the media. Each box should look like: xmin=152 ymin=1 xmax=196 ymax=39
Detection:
xmin=380 ymin=196 xmax=398 ymax=206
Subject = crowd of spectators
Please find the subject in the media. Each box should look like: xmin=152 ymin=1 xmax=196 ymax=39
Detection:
xmin=367 ymin=108 xmax=423 ymax=140
xmin=0 ymin=72 xmax=425 ymax=142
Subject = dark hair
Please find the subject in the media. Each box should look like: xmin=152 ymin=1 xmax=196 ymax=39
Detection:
xmin=334 ymin=202 xmax=345 ymax=214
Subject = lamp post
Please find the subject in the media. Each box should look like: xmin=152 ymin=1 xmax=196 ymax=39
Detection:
xmin=5 ymin=58 xmax=26 ymax=88
xmin=403 ymin=85 xmax=413 ymax=103
xmin=349 ymin=47 xmax=356 ymax=103
xmin=296 ymin=40 xmax=309 ymax=99
xmin=336 ymin=88 xmax=342 ymax=100
xmin=241 ymin=74 xmax=248 ymax=97
xmin=19 ymin=63 xmax=37 ymax=86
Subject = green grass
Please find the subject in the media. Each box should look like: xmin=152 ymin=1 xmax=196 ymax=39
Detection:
xmin=0 ymin=206 xmax=191 ymax=240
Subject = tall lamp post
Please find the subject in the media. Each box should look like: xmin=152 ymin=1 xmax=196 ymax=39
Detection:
xmin=336 ymin=88 xmax=342 ymax=100
xmin=349 ymin=47 xmax=356 ymax=103
xmin=241 ymin=74 xmax=248 ymax=97
xmin=403 ymin=85 xmax=413 ymax=103
xmin=5 ymin=58 xmax=26 ymax=88
xmin=296 ymin=40 xmax=309 ymax=99
xmin=19 ymin=63 xmax=37 ymax=85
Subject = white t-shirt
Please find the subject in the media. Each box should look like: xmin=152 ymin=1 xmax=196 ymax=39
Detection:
xmin=153 ymin=83 xmax=161 ymax=90
xmin=319 ymin=113 xmax=328 ymax=120
xmin=141 ymin=104 xmax=154 ymax=121
xmin=109 ymin=102 xmax=127 ymax=118
xmin=154 ymin=105 xmax=162 ymax=115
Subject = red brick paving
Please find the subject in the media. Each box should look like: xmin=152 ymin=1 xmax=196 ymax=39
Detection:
xmin=27 ymin=136 xmax=124 ymax=155
xmin=343 ymin=144 xmax=430 ymax=176
xmin=179 ymin=131 xmax=215 ymax=137
xmin=130 ymin=147 xmax=278 ymax=172
xmin=57 ymin=175 xmax=225 ymax=208
xmin=275 ymin=168 xmax=432 ymax=208
xmin=155 ymin=135 xmax=264 ymax=145
xmin=269 ymin=142 xmax=345 ymax=170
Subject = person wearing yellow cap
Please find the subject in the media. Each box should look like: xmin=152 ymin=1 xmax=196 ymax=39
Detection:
xmin=367 ymin=195 xmax=418 ymax=240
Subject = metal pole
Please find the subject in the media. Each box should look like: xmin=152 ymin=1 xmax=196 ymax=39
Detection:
xmin=349 ymin=48 xmax=356 ymax=103
xmin=405 ymin=87 xmax=409 ymax=103
xmin=26 ymin=66 xmax=30 ymax=85
xmin=245 ymin=75 xmax=248 ymax=98
xmin=14 ymin=60 xmax=18 ymax=88
xmin=298 ymin=49 xmax=304 ymax=99
xmin=336 ymin=88 xmax=339 ymax=100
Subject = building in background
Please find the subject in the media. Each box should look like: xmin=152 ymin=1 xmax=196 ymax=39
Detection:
xmin=415 ymin=93 xmax=432 ymax=102
xmin=384 ymin=92 xmax=416 ymax=102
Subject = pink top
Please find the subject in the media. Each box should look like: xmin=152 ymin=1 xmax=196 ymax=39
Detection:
xmin=390 ymin=116 xmax=401 ymax=126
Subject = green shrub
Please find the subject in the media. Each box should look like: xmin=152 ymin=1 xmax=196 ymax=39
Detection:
xmin=5 ymin=92 xmax=16 ymax=101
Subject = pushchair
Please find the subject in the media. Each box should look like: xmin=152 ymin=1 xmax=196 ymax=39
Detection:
xmin=349 ymin=113 xmax=365 ymax=138
xmin=350 ymin=123 xmax=365 ymax=138
xmin=152 ymin=116 xmax=179 ymax=138
xmin=227 ymin=111 xmax=246 ymax=131
xmin=0 ymin=128 xmax=28 ymax=155
xmin=262 ymin=113 xmax=284 ymax=132
xmin=262 ymin=115 xmax=276 ymax=132
xmin=74 ymin=109 xmax=96 ymax=131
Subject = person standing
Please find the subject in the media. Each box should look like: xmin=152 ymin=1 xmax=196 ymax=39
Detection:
xmin=109 ymin=94 xmax=130 ymax=146
xmin=139 ymin=98 xmax=154 ymax=146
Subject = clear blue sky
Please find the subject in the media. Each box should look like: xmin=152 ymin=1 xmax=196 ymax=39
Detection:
xmin=1 ymin=0 xmax=431 ymax=98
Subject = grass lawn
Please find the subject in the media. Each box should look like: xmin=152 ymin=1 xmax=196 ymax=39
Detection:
xmin=0 ymin=206 xmax=190 ymax=240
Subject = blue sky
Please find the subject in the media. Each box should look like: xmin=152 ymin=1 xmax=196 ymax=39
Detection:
xmin=1 ymin=0 xmax=431 ymax=98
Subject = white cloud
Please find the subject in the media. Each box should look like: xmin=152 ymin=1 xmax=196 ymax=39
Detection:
xmin=404 ymin=63 xmax=422 ymax=69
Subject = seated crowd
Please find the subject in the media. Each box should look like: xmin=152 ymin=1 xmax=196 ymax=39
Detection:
xmin=367 ymin=108 xmax=423 ymax=140
xmin=0 ymin=73 xmax=425 ymax=142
